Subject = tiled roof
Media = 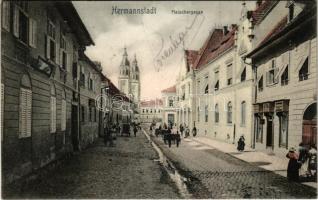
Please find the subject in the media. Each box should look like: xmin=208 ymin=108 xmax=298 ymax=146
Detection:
xmin=251 ymin=0 xmax=278 ymax=25
xmin=194 ymin=26 xmax=237 ymax=70
xmin=258 ymin=16 xmax=288 ymax=47
xmin=185 ymin=50 xmax=198 ymax=69
xmin=140 ymin=99 xmax=163 ymax=107
xmin=161 ymin=85 xmax=176 ymax=93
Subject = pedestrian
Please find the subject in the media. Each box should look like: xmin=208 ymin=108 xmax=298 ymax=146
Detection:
xmin=176 ymin=131 xmax=181 ymax=147
xmin=179 ymin=124 xmax=184 ymax=137
xmin=192 ymin=126 xmax=197 ymax=137
xmin=286 ymin=147 xmax=301 ymax=182
xmin=237 ymin=135 xmax=245 ymax=151
xmin=133 ymin=125 xmax=138 ymax=137
xmin=185 ymin=126 xmax=190 ymax=138
xmin=167 ymin=128 xmax=172 ymax=148
xmin=298 ymin=142 xmax=309 ymax=176
xmin=308 ymin=145 xmax=317 ymax=177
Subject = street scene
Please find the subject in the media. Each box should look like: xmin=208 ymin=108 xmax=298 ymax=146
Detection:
xmin=1 ymin=0 xmax=317 ymax=199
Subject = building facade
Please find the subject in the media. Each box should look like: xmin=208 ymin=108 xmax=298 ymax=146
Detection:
xmin=139 ymin=99 xmax=163 ymax=125
xmin=118 ymin=48 xmax=140 ymax=105
xmin=161 ymin=85 xmax=177 ymax=127
xmin=247 ymin=1 xmax=317 ymax=157
xmin=0 ymin=1 xmax=106 ymax=184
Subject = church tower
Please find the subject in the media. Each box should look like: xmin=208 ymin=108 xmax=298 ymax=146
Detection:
xmin=118 ymin=47 xmax=130 ymax=96
xmin=130 ymin=54 xmax=140 ymax=103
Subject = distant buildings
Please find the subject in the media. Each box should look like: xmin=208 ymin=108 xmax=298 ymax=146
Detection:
xmin=161 ymin=85 xmax=178 ymax=126
xmin=139 ymin=99 xmax=163 ymax=124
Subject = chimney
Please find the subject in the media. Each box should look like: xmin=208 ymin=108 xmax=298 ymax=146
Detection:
xmin=223 ymin=26 xmax=228 ymax=35
xmin=256 ymin=0 xmax=262 ymax=9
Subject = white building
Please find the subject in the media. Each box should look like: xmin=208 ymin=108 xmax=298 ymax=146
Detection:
xmin=161 ymin=85 xmax=178 ymax=127
xmin=246 ymin=0 xmax=317 ymax=157
xmin=139 ymin=99 xmax=163 ymax=125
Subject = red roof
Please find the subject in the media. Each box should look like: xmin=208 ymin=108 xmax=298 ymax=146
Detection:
xmin=185 ymin=50 xmax=198 ymax=69
xmin=258 ymin=16 xmax=288 ymax=47
xmin=140 ymin=99 xmax=163 ymax=107
xmin=161 ymin=85 xmax=176 ymax=93
xmin=251 ymin=0 xmax=277 ymax=25
xmin=194 ymin=26 xmax=237 ymax=70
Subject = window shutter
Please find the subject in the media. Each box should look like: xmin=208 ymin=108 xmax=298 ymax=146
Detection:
xmin=55 ymin=42 xmax=59 ymax=64
xmin=28 ymin=18 xmax=37 ymax=48
xmin=45 ymin=35 xmax=51 ymax=60
xmin=13 ymin=5 xmax=19 ymax=37
xmin=50 ymin=96 xmax=56 ymax=133
xmin=274 ymin=68 xmax=279 ymax=83
xmin=19 ymin=89 xmax=27 ymax=137
xmin=26 ymin=90 xmax=32 ymax=136
xmin=1 ymin=1 xmax=10 ymax=31
xmin=61 ymin=99 xmax=66 ymax=131
xmin=266 ymin=71 xmax=269 ymax=85
xmin=1 ymin=84 xmax=4 ymax=141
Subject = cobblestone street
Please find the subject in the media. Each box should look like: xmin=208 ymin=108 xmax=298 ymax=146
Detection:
xmin=3 ymin=131 xmax=180 ymax=199
xmin=150 ymin=131 xmax=317 ymax=199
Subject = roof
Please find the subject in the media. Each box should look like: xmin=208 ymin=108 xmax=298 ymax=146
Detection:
xmin=55 ymin=1 xmax=94 ymax=46
xmin=161 ymin=85 xmax=176 ymax=93
xmin=194 ymin=26 xmax=237 ymax=70
xmin=185 ymin=50 xmax=198 ymax=69
xmin=258 ymin=16 xmax=288 ymax=46
xmin=140 ymin=99 xmax=163 ymax=107
xmin=249 ymin=0 xmax=278 ymax=25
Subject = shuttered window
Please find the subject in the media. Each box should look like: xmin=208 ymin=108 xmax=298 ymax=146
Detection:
xmin=61 ymin=99 xmax=66 ymax=131
xmin=226 ymin=63 xmax=233 ymax=86
xmin=1 ymin=84 xmax=4 ymax=141
xmin=28 ymin=18 xmax=37 ymax=48
xmin=19 ymin=88 xmax=32 ymax=138
xmin=50 ymin=96 xmax=56 ymax=133
xmin=1 ymin=1 xmax=10 ymax=31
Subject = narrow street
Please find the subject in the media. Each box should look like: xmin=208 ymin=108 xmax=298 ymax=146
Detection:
xmin=3 ymin=131 xmax=180 ymax=199
xmin=149 ymin=130 xmax=317 ymax=199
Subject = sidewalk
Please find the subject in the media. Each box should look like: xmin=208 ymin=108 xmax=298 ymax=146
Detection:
xmin=188 ymin=135 xmax=317 ymax=189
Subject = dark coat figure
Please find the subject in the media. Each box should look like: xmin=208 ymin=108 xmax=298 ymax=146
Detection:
xmin=192 ymin=127 xmax=197 ymax=137
xmin=237 ymin=136 xmax=245 ymax=151
xmin=298 ymin=142 xmax=309 ymax=164
xmin=175 ymin=132 xmax=181 ymax=147
xmin=167 ymin=128 xmax=172 ymax=148
xmin=133 ymin=125 xmax=138 ymax=137
xmin=286 ymin=148 xmax=301 ymax=182
xmin=179 ymin=124 xmax=184 ymax=137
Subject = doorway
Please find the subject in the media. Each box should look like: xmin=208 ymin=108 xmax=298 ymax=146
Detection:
xmin=266 ymin=116 xmax=273 ymax=148
xmin=71 ymin=105 xmax=79 ymax=151
xmin=168 ymin=114 xmax=174 ymax=126
xmin=302 ymin=103 xmax=317 ymax=147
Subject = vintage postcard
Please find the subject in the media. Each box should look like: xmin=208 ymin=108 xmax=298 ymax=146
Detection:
xmin=1 ymin=0 xmax=317 ymax=199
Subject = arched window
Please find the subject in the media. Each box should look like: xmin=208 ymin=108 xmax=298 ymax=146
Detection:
xmin=19 ymin=74 xmax=32 ymax=138
xmin=227 ymin=102 xmax=232 ymax=124
xmin=50 ymin=83 xmax=56 ymax=133
xmin=215 ymin=104 xmax=219 ymax=123
xmin=241 ymin=101 xmax=246 ymax=125
xmin=61 ymin=89 xmax=67 ymax=131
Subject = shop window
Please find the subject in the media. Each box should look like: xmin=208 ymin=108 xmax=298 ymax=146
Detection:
xmin=279 ymin=113 xmax=288 ymax=148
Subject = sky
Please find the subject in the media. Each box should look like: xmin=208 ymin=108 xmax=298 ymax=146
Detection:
xmin=73 ymin=1 xmax=255 ymax=100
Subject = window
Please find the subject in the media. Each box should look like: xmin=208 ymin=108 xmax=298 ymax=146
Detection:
xmin=13 ymin=4 xmax=31 ymax=44
xmin=197 ymin=106 xmax=200 ymax=122
xmin=46 ymin=19 xmax=57 ymax=62
xmin=50 ymin=83 xmax=56 ymax=133
xmin=19 ymin=74 xmax=32 ymax=138
xmin=89 ymin=105 xmax=92 ymax=122
xmin=241 ymin=67 xmax=246 ymax=82
xmin=241 ymin=101 xmax=246 ymax=125
xmin=214 ymin=71 xmax=219 ymax=91
xmin=142 ymin=109 xmax=145 ymax=113
xmin=205 ymin=105 xmax=208 ymax=122
xmin=299 ymin=58 xmax=308 ymax=81
xmin=158 ymin=110 xmax=160 ymax=113
xmin=227 ymin=63 xmax=233 ymax=86
xmin=281 ymin=65 xmax=289 ymax=86
xmin=279 ymin=113 xmax=288 ymax=147
xmin=227 ymin=102 xmax=232 ymax=124
xmin=2 ymin=1 xmax=11 ymax=31
xmin=215 ymin=104 xmax=219 ymax=123
xmin=204 ymin=84 xmax=209 ymax=94
xmin=288 ymin=3 xmax=294 ymax=22
xmin=169 ymin=99 xmax=174 ymax=107
xmin=60 ymin=36 xmax=67 ymax=70
xmin=258 ymin=76 xmax=263 ymax=92
xmin=150 ymin=109 xmax=152 ymax=113
xmin=266 ymin=59 xmax=278 ymax=85
xmin=146 ymin=109 xmax=148 ymax=113
xmin=94 ymin=108 xmax=97 ymax=122
xmin=61 ymin=90 xmax=66 ymax=131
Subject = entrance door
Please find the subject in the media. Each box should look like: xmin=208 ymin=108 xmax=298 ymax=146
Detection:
xmin=71 ymin=105 xmax=79 ymax=151
xmin=266 ymin=116 xmax=273 ymax=147
xmin=303 ymin=102 xmax=317 ymax=147
xmin=168 ymin=114 xmax=174 ymax=126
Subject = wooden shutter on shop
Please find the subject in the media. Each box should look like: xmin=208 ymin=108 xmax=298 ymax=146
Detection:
xmin=26 ymin=90 xmax=32 ymax=136
xmin=1 ymin=84 xmax=4 ymax=141
xmin=19 ymin=88 xmax=31 ymax=138
xmin=61 ymin=99 xmax=66 ymax=131
xmin=50 ymin=96 xmax=56 ymax=133
xmin=28 ymin=18 xmax=37 ymax=48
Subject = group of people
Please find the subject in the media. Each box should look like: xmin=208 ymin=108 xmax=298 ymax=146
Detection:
xmin=286 ymin=143 xmax=317 ymax=182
